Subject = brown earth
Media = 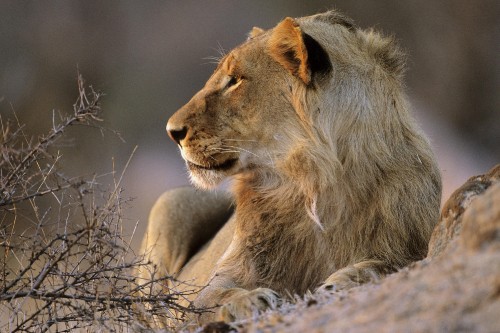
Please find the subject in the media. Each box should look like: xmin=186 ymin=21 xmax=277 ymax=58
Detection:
xmin=200 ymin=164 xmax=500 ymax=333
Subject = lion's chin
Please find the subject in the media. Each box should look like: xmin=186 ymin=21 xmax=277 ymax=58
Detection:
xmin=186 ymin=159 xmax=238 ymax=189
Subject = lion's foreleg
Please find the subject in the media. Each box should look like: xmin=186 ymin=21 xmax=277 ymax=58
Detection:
xmin=137 ymin=188 xmax=233 ymax=289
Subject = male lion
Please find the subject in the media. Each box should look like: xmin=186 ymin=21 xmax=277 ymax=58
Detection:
xmin=139 ymin=10 xmax=442 ymax=324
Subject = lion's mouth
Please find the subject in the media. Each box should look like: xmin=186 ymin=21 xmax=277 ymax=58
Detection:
xmin=187 ymin=158 xmax=238 ymax=172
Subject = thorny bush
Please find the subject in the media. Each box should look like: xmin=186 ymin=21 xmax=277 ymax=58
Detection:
xmin=0 ymin=76 xmax=202 ymax=332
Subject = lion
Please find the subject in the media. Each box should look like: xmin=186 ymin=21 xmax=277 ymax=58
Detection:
xmin=139 ymin=10 xmax=442 ymax=325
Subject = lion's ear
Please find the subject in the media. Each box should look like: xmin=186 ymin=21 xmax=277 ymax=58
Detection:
xmin=268 ymin=17 xmax=311 ymax=85
xmin=248 ymin=26 xmax=265 ymax=39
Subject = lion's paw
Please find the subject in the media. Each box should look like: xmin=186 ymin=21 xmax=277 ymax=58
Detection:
xmin=316 ymin=273 xmax=359 ymax=293
xmin=217 ymin=288 xmax=280 ymax=322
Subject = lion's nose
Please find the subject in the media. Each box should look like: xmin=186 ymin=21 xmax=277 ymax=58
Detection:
xmin=166 ymin=124 xmax=188 ymax=146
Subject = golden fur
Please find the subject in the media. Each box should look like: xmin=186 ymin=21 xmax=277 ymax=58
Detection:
xmin=139 ymin=10 xmax=442 ymax=324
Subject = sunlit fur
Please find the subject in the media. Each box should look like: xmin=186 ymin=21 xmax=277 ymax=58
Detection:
xmin=141 ymin=10 xmax=442 ymax=324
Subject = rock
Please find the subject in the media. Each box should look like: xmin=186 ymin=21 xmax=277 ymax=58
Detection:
xmin=460 ymin=182 xmax=500 ymax=252
xmin=428 ymin=164 xmax=500 ymax=258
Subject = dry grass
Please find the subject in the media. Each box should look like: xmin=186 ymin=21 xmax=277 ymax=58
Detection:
xmin=0 ymin=75 xmax=201 ymax=332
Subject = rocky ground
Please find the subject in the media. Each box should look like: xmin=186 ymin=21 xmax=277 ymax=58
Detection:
xmin=199 ymin=165 xmax=500 ymax=333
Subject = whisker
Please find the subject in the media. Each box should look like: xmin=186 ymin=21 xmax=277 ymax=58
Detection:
xmin=203 ymin=43 xmax=227 ymax=66
xmin=201 ymin=56 xmax=222 ymax=65
xmin=220 ymin=151 xmax=241 ymax=154
xmin=222 ymin=145 xmax=260 ymax=158
xmin=215 ymin=42 xmax=227 ymax=58
xmin=206 ymin=147 xmax=241 ymax=155
xmin=205 ymin=143 xmax=260 ymax=159
xmin=207 ymin=147 xmax=239 ymax=153
xmin=202 ymin=56 xmax=222 ymax=62
xmin=224 ymin=139 xmax=258 ymax=142
xmin=200 ymin=150 xmax=219 ymax=162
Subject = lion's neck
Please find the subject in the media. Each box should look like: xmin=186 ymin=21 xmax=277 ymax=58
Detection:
xmin=229 ymin=171 xmax=330 ymax=293
xmin=231 ymin=170 xmax=319 ymax=230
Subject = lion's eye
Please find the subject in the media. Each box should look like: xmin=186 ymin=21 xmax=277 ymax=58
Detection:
xmin=223 ymin=75 xmax=243 ymax=94
xmin=227 ymin=76 xmax=239 ymax=88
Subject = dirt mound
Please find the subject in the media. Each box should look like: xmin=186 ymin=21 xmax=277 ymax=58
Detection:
xmin=207 ymin=164 xmax=500 ymax=333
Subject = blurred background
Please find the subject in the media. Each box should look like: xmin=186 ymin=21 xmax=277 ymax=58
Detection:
xmin=1 ymin=0 xmax=498 ymax=249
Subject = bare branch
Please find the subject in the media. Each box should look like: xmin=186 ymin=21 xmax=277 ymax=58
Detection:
xmin=0 ymin=74 xmax=203 ymax=332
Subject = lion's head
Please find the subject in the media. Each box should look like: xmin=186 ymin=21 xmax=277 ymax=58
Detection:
xmin=166 ymin=10 xmax=436 ymax=212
